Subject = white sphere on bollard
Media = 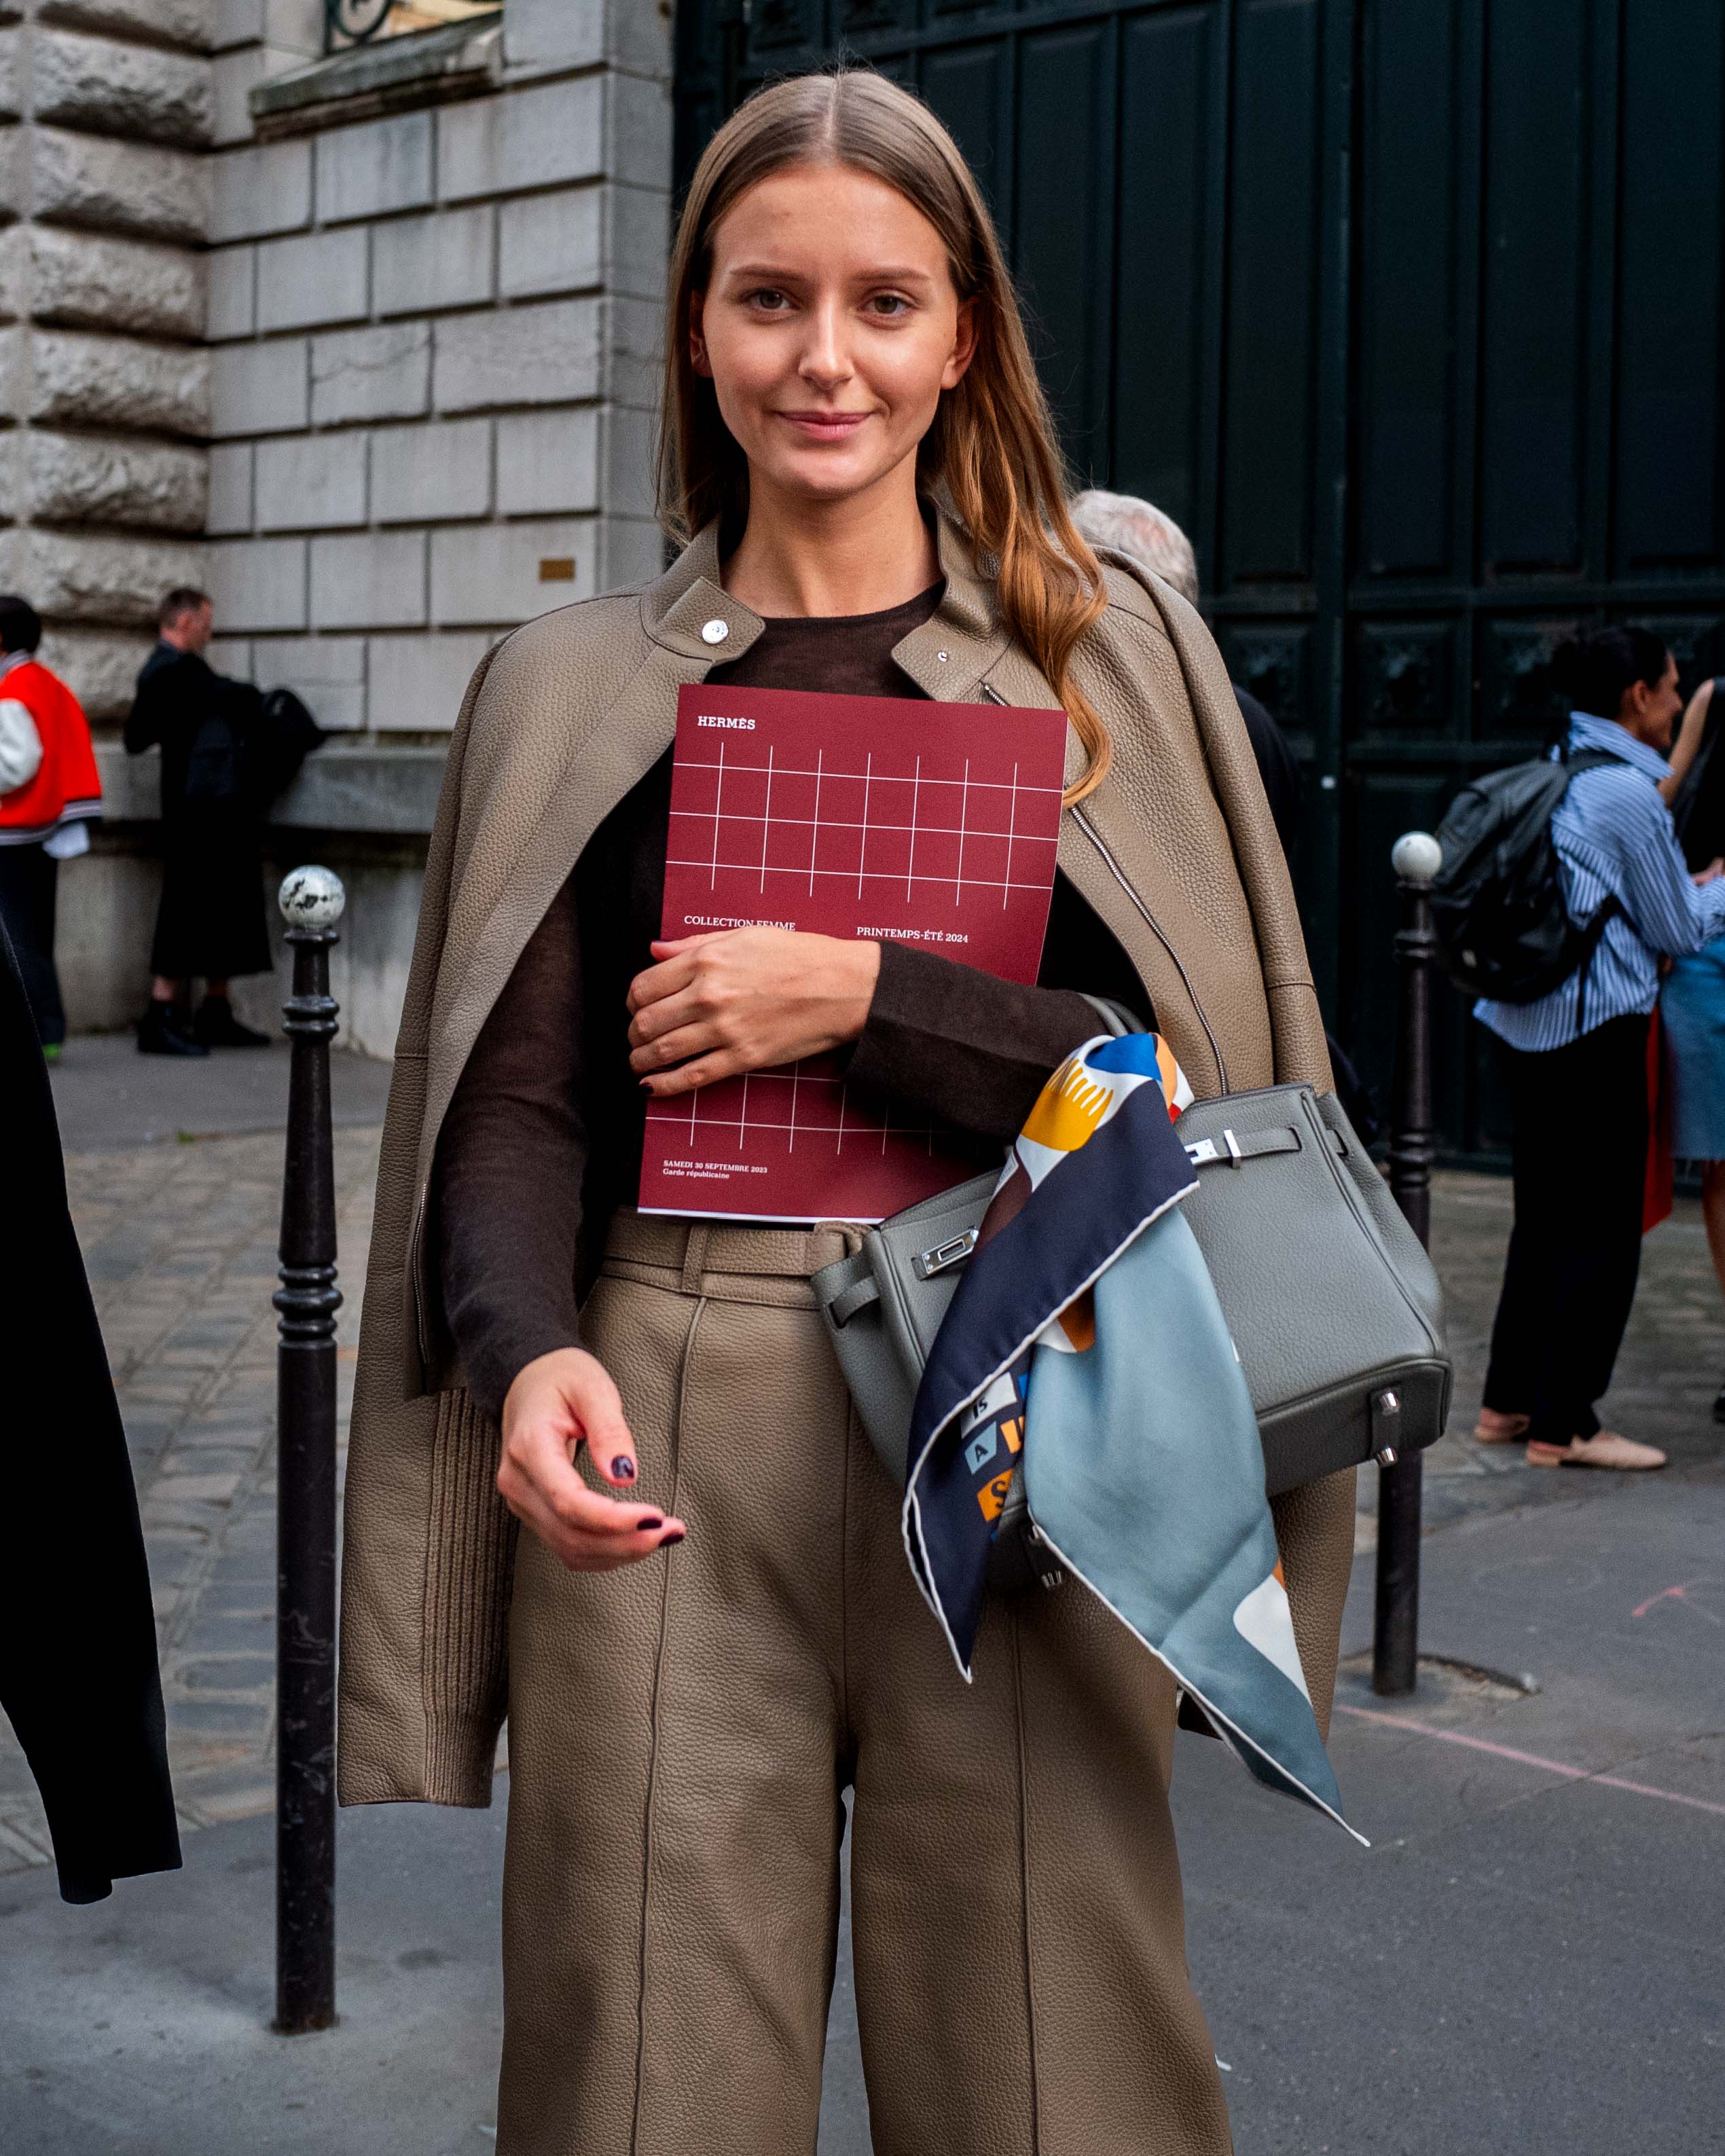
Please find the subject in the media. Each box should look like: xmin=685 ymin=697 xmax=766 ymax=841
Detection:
xmin=278 ymin=864 xmax=346 ymax=931
xmin=1391 ymin=831 xmax=1442 ymax=888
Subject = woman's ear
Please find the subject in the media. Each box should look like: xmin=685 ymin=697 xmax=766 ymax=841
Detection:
xmin=689 ymin=288 xmax=712 ymax=379
xmin=941 ymin=297 xmax=979 ymax=391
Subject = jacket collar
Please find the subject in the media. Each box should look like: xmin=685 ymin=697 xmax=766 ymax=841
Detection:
xmin=640 ymin=503 xmax=1019 ymax=704
xmin=1567 ymin=710 xmax=1670 ymax=787
xmin=894 ymin=502 xmax=1019 ymax=700
xmin=640 ymin=522 xmax=766 ymax=665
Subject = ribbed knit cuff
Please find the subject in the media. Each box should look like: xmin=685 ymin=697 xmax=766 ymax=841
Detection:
xmin=847 ymin=940 xmax=1103 ymax=1140
xmin=421 ymin=1389 xmax=518 ymax=1805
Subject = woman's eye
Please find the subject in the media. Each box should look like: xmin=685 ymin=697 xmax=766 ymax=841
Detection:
xmin=866 ymin=294 xmax=911 ymax=318
xmin=746 ymin=288 xmax=791 ymax=312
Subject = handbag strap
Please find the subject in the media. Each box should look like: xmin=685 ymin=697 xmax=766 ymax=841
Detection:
xmin=1183 ymin=1122 xmax=1347 ymax=1170
xmin=827 ymin=1270 xmax=881 ymax=1328
xmin=1078 ymin=992 xmax=1145 ymax=1036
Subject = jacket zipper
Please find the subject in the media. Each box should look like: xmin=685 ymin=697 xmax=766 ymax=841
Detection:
xmin=979 ymin=681 xmax=1230 ymax=1091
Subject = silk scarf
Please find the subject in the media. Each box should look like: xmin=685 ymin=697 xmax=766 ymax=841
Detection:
xmin=902 ymin=1034 xmax=1360 ymax=1840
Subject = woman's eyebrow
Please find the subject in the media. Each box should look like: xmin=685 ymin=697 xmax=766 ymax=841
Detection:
xmin=720 ymin=261 xmax=939 ymax=289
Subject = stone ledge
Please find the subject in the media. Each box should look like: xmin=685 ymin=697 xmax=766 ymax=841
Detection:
xmin=250 ymin=14 xmax=503 ymax=139
xmin=94 ymin=739 xmax=448 ymax=833
xmin=276 ymin=743 xmax=447 ymax=830
xmin=39 ymin=1 xmax=213 ymax=58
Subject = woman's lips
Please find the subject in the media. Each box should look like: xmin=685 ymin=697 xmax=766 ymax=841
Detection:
xmin=776 ymin=409 xmax=871 ymax=439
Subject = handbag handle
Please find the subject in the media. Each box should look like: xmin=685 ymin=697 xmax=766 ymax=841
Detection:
xmin=1078 ymin=993 xmax=1144 ymax=1037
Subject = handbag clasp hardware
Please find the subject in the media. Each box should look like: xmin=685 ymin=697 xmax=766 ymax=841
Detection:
xmin=1371 ymin=1385 xmax=1402 ymax=1467
xmin=1184 ymin=1127 xmax=1243 ymax=1169
xmin=913 ymin=1228 xmax=979 ymax=1280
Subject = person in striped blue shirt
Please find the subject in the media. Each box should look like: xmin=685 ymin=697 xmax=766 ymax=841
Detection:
xmin=1474 ymin=626 xmax=1725 ymax=1469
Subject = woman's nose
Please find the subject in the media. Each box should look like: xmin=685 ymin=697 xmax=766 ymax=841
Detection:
xmin=797 ymin=302 xmax=850 ymax=388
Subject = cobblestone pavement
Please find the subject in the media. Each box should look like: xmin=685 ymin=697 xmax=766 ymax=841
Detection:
xmin=5 ymin=1139 xmax=1723 ymax=1878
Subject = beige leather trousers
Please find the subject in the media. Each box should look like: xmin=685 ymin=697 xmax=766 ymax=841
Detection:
xmin=496 ymin=1212 xmax=1233 ymax=2156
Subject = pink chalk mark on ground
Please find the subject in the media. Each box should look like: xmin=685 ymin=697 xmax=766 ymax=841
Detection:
xmin=1333 ymin=1702 xmax=1725 ymax=1820
xmin=1630 ymin=1579 xmax=1723 ymax=1626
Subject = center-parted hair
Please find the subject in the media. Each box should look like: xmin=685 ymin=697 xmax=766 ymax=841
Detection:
xmin=658 ymin=69 xmax=1112 ymax=803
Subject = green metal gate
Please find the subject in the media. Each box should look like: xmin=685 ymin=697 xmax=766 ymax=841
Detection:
xmin=674 ymin=0 xmax=1725 ymax=1154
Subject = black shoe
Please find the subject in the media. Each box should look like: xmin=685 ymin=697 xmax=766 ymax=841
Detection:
xmin=192 ymin=994 xmax=271 ymax=1049
xmin=1713 ymin=1378 xmax=1725 ymax=1426
xmin=138 ymin=999 xmax=209 ymax=1057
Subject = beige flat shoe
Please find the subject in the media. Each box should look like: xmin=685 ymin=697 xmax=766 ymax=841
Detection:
xmin=1474 ymin=1409 xmax=1530 ymax=1444
xmin=1525 ymin=1432 xmax=1667 ymax=1471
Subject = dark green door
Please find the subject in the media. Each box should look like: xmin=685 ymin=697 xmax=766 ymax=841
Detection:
xmin=674 ymin=0 xmax=1725 ymax=1154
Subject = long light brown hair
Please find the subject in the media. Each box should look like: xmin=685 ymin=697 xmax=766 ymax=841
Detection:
xmin=657 ymin=69 xmax=1112 ymax=803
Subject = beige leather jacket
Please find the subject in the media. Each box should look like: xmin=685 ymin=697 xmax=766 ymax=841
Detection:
xmin=337 ymin=510 xmax=1356 ymax=1808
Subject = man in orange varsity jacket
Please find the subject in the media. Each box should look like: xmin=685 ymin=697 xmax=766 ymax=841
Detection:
xmin=0 ymin=596 xmax=101 ymax=1053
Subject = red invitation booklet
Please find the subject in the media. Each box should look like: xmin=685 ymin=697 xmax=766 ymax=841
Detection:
xmin=638 ymin=681 xmax=1068 ymax=1222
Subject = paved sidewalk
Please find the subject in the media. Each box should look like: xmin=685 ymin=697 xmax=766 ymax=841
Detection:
xmin=5 ymin=1042 xmax=1724 ymax=2152
xmin=1182 ymin=1461 xmax=1725 ymax=2154
xmin=1354 ymin=1169 xmax=1725 ymax=1546
xmin=7 ymin=1479 xmax=1720 ymax=2155
xmin=48 ymin=1031 xmax=393 ymax=1152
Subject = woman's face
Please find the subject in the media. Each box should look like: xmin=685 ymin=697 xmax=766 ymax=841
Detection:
xmin=691 ymin=162 xmax=977 ymax=511
xmin=1624 ymin=653 xmax=1682 ymax=750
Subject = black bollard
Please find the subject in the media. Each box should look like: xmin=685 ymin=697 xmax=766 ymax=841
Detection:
xmin=273 ymin=866 xmax=346 ymax=2034
xmin=1373 ymin=832 xmax=1441 ymax=1696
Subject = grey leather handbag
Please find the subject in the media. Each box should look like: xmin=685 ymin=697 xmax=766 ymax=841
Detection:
xmin=812 ymin=1076 xmax=1451 ymax=1530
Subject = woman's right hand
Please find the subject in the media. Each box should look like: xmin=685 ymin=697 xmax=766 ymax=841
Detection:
xmin=497 ymin=1347 xmax=684 ymax=1571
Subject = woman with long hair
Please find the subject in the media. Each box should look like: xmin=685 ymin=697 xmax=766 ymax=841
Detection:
xmin=338 ymin=69 xmax=1354 ymax=2154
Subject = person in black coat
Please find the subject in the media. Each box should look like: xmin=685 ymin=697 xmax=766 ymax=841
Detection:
xmin=124 ymin=587 xmax=321 ymax=1057
xmin=0 ymin=917 xmax=181 ymax=1901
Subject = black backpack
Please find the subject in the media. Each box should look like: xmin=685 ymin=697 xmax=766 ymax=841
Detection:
xmin=1429 ymin=747 xmax=1624 ymax=1008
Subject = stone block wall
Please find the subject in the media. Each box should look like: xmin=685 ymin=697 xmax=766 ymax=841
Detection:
xmin=206 ymin=0 xmax=669 ymax=742
xmin=0 ymin=1 xmax=215 ymax=723
xmin=28 ymin=0 xmax=675 ymax=1050
xmin=194 ymin=0 xmax=671 ymax=1050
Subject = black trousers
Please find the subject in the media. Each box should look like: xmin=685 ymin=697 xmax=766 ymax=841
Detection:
xmin=0 ymin=843 xmax=65 ymax=1047
xmin=1483 ymin=1012 xmax=1651 ymax=1445
xmin=149 ymin=809 xmax=271 ymax=983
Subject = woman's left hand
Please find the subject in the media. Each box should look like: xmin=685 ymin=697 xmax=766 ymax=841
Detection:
xmin=628 ymin=928 xmax=881 ymax=1095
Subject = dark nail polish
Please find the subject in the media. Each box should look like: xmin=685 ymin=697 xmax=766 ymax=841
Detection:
xmin=635 ymin=1516 xmax=664 ymax=1533
xmin=661 ymin=1529 xmax=686 ymax=1546
xmin=611 ymin=1454 xmax=636 ymax=1482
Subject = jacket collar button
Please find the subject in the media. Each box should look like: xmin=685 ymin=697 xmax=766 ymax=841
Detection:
xmin=701 ymin=618 xmax=729 ymax=645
